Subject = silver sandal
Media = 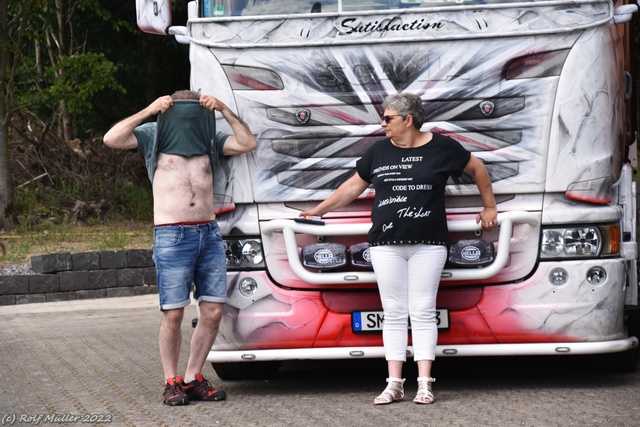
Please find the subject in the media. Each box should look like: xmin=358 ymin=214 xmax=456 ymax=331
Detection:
xmin=414 ymin=377 xmax=435 ymax=404
xmin=374 ymin=377 xmax=405 ymax=405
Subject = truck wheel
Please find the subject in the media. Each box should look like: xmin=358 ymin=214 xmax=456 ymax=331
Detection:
xmin=212 ymin=361 xmax=282 ymax=380
xmin=613 ymin=311 xmax=640 ymax=372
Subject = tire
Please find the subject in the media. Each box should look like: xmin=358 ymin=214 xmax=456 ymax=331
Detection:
xmin=212 ymin=361 xmax=283 ymax=380
xmin=613 ymin=310 xmax=640 ymax=372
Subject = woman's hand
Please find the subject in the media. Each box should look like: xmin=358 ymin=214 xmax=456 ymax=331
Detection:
xmin=476 ymin=206 xmax=498 ymax=231
xmin=299 ymin=207 xmax=323 ymax=218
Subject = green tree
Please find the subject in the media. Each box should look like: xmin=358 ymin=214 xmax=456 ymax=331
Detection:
xmin=12 ymin=0 xmax=126 ymax=142
xmin=0 ymin=0 xmax=189 ymax=230
xmin=1 ymin=0 xmax=127 ymax=230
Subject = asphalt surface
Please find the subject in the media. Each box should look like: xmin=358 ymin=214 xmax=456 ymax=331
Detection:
xmin=1 ymin=296 xmax=640 ymax=427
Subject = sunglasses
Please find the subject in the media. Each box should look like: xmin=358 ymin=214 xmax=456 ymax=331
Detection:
xmin=382 ymin=115 xmax=405 ymax=123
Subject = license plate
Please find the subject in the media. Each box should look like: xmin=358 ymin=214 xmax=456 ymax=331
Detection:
xmin=352 ymin=309 xmax=450 ymax=333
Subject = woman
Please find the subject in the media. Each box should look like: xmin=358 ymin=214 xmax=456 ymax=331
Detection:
xmin=300 ymin=93 xmax=497 ymax=405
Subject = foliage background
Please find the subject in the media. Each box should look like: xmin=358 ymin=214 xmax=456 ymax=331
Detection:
xmin=4 ymin=0 xmax=190 ymax=229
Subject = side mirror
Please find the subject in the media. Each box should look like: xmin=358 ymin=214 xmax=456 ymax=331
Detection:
xmin=613 ymin=4 xmax=638 ymax=24
xmin=136 ymin=0 xmax=172 ymax=35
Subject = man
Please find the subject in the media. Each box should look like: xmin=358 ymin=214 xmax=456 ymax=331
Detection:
xmin=103 ymin=90 xmax=257 ymax=406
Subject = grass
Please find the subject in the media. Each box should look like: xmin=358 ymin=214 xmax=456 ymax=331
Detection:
xmin=0 ymin=220 xmax=154 ymax=266
xmin=1 ymin=170 xmax=156 ymax=267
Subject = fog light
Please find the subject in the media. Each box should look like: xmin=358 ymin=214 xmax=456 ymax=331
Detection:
xmin=239 ymin=278 xmax=258 ymax=296
xmin=301 ymin=243 xmax=347 ymax=270
xmin=586 ymin=267 xmax=606 ymax=285
xmin=549 ymin=268 xmax=568 ymax=286
xmin=350 ymin=242 xmax=372 ymax=269
xmin=448 ymin=239 xmax=494 ymax=267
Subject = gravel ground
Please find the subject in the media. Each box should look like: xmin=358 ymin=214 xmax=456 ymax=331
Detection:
xmin=2 ymin=299 xmax=639 ymax=427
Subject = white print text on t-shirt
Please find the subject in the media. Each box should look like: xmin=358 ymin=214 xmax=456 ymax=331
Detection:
xmin=378 ymin=195 xmax=408 ymax=207
xmin=397 ymin=206 xmax=432 ymax=218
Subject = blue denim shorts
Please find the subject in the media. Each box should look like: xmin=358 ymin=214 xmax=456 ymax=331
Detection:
xmin=153 ymin=221 xmax=228 ymax=311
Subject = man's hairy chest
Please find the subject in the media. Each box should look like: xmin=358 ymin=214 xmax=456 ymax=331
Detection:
xmin=156 ymin=153 xmax=211 ymax=173
xmin=154 ymin=153 xmax=213 ymax=189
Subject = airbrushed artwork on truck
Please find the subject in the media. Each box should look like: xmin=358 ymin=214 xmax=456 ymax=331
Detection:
xmin=199 ymin=3 xmax=623 ymax=208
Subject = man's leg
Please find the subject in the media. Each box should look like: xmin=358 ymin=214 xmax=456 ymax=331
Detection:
xmin=180 ymin=222 xmax=228 ymax=401
xmin=184 ymin=301 xmax=223 ymax=382
xmin=181 ymin=301 xmax=227 ymax=401
xmin=159 ymin=307 xmax=185 ymax=379
xmin=159 ymin=307 xmax=189 ymax=406
xmin=153 ymin=224 xmax=202 ymax=405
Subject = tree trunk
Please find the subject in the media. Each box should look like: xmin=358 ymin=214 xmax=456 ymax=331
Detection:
xmin=0 ymin=0 xmax=14 ymax=230
xmin=62 ymin=102 xmax=73 ymax=142
xmin=55 ymin=0 xmax=73 ymax=141
xmin=0 ymin=99 xmax=12 ymax=231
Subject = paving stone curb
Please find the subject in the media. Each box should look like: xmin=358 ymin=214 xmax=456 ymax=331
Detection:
xmin=0 ymin=249 xmax=158 ymax=306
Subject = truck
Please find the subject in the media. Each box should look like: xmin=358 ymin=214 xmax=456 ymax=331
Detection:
xmin=135 ymin=0 xmax=640 ymax=379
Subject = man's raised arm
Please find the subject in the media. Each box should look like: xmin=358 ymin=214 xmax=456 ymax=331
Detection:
xmin=199 ymin=95 xmax=257 ymax=155
xmin=103 ymin=96 xmax=173 ymax=150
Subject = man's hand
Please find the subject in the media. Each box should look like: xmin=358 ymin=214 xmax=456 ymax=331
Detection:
xmin=199 ymin=95 xmax=227 ymax=112
xmin=150 ymin=95 xmax=174 ymax=115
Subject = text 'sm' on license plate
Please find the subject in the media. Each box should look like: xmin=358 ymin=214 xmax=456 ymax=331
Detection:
xmin=352 ymin=310 xmax=450 ymax=333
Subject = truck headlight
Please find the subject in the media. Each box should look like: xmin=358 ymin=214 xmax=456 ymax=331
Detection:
xmin=540 ymin=224 xmax=619 ymax=259
xmin=224 ymin=238 xmax=265 ymax=270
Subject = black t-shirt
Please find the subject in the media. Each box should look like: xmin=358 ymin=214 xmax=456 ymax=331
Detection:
xmin=355 ymin=133 xmax=471 ymax=247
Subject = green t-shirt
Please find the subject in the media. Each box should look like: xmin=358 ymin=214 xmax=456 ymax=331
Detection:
xmin=133 ymin=100 xmax=229 ymax=183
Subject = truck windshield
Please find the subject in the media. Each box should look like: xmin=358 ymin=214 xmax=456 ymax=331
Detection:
xmin=210 ymin=0 xmax=543 ymax=17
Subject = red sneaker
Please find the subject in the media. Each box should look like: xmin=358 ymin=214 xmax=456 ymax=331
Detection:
xmin=183 ymin=373 xmax=227 ymax=402
xmin=162 ymin=376 xmax=189 ymax=406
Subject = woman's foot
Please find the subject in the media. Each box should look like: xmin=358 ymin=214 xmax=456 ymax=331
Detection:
xmin=414 ymin=377 xmax=435 ymax=404
xmin=373 ymin=377 xmax=405 ymax=405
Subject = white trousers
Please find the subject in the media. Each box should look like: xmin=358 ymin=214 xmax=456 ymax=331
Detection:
xmin=370 ymin=244 xmax=447 ymax=362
